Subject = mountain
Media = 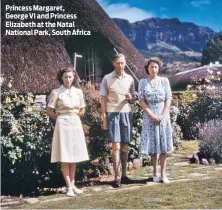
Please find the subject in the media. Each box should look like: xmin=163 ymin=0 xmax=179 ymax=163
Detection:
xmin=113 ymin=17 xmax=216 ymax=73
xmin=113 ymin=17 xmax=216 ymax=52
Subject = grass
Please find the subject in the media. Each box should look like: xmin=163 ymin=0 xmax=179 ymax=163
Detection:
xmin=175 ymin=140 xmax=199 ymax=157
xmin=14 ymin=140 xmax=222 ymax=209
xmin=19 ymin=176 xmax=222 ymax=209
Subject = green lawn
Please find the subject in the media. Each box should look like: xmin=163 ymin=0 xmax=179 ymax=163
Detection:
xmin=16 ymin=140 xmax=222 ymax=209
xmin=175 ymin=140 xmax=199 ymax=156
xmin=19 ymin=176 xmax=222 ymax=209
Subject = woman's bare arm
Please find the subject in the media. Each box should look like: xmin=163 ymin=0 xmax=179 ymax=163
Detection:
xmin=46 ymin=108 xmax=58 ymax=120
xmin=78 ymin=108 xmax=85 ymax=117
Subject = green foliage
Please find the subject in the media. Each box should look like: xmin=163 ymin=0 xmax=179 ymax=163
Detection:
xmin=199 ymin=119 xmax=222 ymax=163
xmin=201 ymin=33 xmax=222 ymax=65
xmin=170 ymin=106 xmax=183 ymax=149
xmin=176 ymin=91 xmax=222 ymax=139
xmin=175 ymin=72 xmax=222 ymax=139
xmin=171 ymin=122 xmax=183 ymax=149
xmin=80 ymin=83 xmax=112 ymax=178
xmin=128 ymin=99 xmax=143 ymax=161
xmin=1 ymin=85 xmax=62 ymax=196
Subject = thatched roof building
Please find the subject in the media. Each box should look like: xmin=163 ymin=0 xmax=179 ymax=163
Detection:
xmin=169 ymin=63 xmax=222 ymax=90
xmin=1 ymin=0 xmax=145 ymax=94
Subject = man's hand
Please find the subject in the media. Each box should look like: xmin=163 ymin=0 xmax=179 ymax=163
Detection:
xmin=125 ymin=92 xmax=132 ymax=100
xmin=125 ymin=92 xmax=136 ymax=104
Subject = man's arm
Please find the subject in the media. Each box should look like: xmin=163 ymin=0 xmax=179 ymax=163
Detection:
xmin=125 ymin=77 xmax=136 ymax=103
xmin=101 ymin=96 xmax=108 ymax=130
xmin=100 ymin=77 xmax=108 ymax=130
xmin=125 ymin=93 xmax=136 ymax=103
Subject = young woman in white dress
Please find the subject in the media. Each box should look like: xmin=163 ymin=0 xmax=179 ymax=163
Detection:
xmin=47 ymin=68 xmax=89 ymax=196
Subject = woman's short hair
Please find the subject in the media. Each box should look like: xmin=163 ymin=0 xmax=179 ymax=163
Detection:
xmin=144 ymin=57 xmax=163 ymax=74
xmin=56 ymin=67 xmax=80 ymax=88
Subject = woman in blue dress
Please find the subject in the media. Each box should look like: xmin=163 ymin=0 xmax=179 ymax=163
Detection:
xmin=138 ymin=57 xmax=173 ymax=184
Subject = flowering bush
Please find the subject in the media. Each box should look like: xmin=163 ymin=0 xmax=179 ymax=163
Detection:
xmin=175 ymin=70 xmax=222 ymax=139
xmin=170 ymin=106 xmax=180 ymax=122
xmin=129 ymin=99 xmax=143 ymax=161
xmin=79 ymin=83 xmax=112 ymax=179
xmin=198 ymin=119 xmax=222 ymax=163
xmin=1 ymin=83 xmax=62 ymax=196
xmin=170 ymin=106 xmax=183 ymax=149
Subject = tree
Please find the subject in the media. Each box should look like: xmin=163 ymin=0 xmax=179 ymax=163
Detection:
xmin=201 ymin=33 xmax=222 ymax=65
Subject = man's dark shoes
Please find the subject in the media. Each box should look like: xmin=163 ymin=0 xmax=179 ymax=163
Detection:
xmin=121 ymin=176 xmax=134 ymax=184
xmin=113 ymin=179 xmax=121 ymax=188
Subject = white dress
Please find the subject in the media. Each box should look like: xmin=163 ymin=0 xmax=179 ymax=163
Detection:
xmin=47 ymin=85 xmax=89 ymax=163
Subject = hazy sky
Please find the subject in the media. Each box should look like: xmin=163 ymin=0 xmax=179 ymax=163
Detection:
xmin=97 ymin=0 xmax=222 ymax=32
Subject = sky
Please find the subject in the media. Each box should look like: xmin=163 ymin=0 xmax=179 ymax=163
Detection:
xmin=97 ymin=0 xmax=222 ymax=32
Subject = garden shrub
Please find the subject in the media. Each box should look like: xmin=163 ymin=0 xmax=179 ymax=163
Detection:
xmin=79 ymin=83 xmax=112 ymax=179
xmin=170 ymin=106 xmax=183 ymax=149
xmin=198 ymin=119 xmax=222 ymax=163
xmin=128 ymin=99 xmax=143 ymax=161
xmin=1 ymin=85 xmax=62 ymax=196
xmin=175 ymin=73 xmax=222 ymax=139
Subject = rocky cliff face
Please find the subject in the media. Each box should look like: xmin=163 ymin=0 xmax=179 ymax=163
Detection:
xmin=113 ymin=18 xmax=216 ymax=53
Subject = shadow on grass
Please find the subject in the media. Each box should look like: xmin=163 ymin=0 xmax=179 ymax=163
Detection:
xmin=98 ymin=177 xmax=153 ymax=186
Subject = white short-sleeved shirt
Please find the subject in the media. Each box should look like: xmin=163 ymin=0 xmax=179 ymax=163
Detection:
xmin=47 ymin=85 xmax=85 ymax=114
xmin=100 ymin=71 xmax=135 ymax=112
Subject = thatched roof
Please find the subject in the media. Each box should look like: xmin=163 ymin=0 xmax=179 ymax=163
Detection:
xmin=1 ymin=0 xmax=145 ymax=93
xmin=169 ymin=64 xmax=222 ymax=90
xmin=1 ymin=36 xmax=71 ymax=93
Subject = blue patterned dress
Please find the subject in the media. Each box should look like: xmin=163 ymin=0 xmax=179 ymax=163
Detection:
xmin=138 ymin=76 xmax=173 ymax=155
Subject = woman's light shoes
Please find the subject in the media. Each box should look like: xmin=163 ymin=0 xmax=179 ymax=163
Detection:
xmin=153 ymin=176 xmax=170 ymax=184
xmin=160 ymin=177 xmax=170 ymax=184
xmin=66 ymin=187 xmax=75 ymax=197
xmin=66 ymin=186 xmax=83 ymax=197
xmin=153 ymin=176 xmax=160 ymax=183
xmin=72 ymin=186 xmax=83 ymax=194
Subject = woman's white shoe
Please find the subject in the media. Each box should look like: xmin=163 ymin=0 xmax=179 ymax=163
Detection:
xmin=153 ymin=176 xmax=160 ymax=182
xmin=73 ymin=186 xmax=83 ymax=194
xmin=66 ymin=187 xmax=75 ymax=197
xmin=161 ymin=177 xmax=170 ymax=184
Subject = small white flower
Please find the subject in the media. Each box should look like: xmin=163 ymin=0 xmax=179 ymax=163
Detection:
xmin=207 ymin=69 xmax=213 ymax=74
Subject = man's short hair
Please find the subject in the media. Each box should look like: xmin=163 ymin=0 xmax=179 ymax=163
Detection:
xmin=113 ymin=53 xmax=125 ymax=61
